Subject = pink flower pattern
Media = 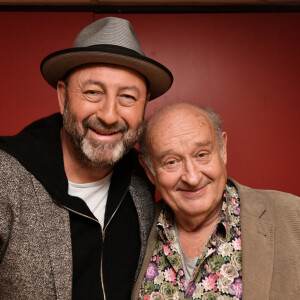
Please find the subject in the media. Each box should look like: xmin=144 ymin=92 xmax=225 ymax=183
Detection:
xmin=232 ymin=237 xmax=242 ymax=251
xmin=202 ymin=274 xmax=218 ymax=291
xmin=164 ymin=268 xmax=176 ymax=282
xmin=138 ymin=185 xmax=242 ymax=299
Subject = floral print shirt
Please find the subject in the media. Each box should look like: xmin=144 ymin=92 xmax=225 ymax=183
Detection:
xmin=138 ymin=185 xmax=242 ymax=300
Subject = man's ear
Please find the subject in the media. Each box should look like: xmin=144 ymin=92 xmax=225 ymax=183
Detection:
xmin=221 ymin=132 xmax=228 ymax=165
xmin=138 ymin=153 xmax=155 ymax=185
xmin=57 ymin=81 xmax=67 ymax=115
xmin=146 ymin=92 xmax=151 ymax=102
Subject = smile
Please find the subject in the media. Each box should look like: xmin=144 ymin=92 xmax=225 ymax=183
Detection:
xmin=178 ymin=184 xmax=208 ymax=198
xmin=88 ymin=127 xmax=122 ymax=141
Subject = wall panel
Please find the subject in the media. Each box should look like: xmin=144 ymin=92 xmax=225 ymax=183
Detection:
xmin=0 ymin=12 xmax=299 ymax=195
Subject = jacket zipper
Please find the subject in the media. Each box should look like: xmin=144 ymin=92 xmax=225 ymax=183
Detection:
xmin=55 ymin=188 xmax=129 ymax=300
xmin=100 ymin=187 xmax=129 ymax=300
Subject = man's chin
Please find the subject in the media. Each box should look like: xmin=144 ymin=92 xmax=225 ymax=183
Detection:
xmin=82 ymin=141 xmax=126 ymax=168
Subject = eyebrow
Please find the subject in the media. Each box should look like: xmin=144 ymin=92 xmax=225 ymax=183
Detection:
xmin=82 ymin=81 xmax=141 ymax=96
xmin=194 ymin=141 xmax=212 ymax=148
xmin=155 ymin=141 xmax=213 ymax=160
xmin=82 ymin=80 xmax=105 ymax=87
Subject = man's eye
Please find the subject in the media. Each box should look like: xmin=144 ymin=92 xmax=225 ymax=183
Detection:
xmin=119 ymin=94 xmax=137 ymax=106
xmin=85 ymin=90 xmax=100 ymax=95
xmin=197 ymin=151 xmax=212 ymax=162
xmin=121 ymin=94 xmax=136 ymax=101
xmin=123 ymin=94 xmax=136 ymax=99
xmin=164 ymin=159 xmax=179 ymax=170
xmin=83 ymin=90 xmax=102 ymax=102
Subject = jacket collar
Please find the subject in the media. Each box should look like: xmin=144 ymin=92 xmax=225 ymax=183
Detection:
xmin=0 ymin=113 xmax=136 ymax=220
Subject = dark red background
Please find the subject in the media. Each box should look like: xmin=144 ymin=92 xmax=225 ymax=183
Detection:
xmin=0 ymin=12 xmax=299 ymax=195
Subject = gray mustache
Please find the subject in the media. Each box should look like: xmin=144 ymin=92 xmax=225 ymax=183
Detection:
xmin=83 ymin=118 xmax=128 ymax=133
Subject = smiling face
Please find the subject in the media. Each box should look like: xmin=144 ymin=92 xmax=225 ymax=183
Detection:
xmin=57 ymin=64 xmax=148 ymax=168
xmin=142 ymin=104 xmax=227 ymax=224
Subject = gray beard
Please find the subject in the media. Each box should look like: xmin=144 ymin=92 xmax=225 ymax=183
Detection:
xmin=62 ymin=101 xmax=144 ymax=169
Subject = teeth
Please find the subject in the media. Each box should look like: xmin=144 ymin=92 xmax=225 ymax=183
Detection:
xmin=92 ymin=128 xmax=115 ymax=135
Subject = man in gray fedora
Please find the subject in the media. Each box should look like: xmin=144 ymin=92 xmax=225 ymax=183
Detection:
xmin=0 ymin=17 xmax=172 ymax=299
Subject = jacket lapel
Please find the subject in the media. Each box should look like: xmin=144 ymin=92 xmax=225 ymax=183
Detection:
xmin=242 ymin=212 xmax=274 ymax=299
xmin=236 ymin=180 xmax=274 ymax=300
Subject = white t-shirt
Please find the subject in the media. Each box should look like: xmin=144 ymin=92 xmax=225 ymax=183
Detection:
xmin=68 ymin=172 xmax=113 ymax=228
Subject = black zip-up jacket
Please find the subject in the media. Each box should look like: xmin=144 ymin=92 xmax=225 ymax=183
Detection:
xmin=0 ymin=113 xmax=154 ymax=299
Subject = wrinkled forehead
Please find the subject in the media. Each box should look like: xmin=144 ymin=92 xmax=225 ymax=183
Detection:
xmin=147 ymin=106 xmax=216 ymax=151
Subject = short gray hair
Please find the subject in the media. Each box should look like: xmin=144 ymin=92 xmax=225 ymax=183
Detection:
xmin=201 ymin=106 xmax=223 ymax=152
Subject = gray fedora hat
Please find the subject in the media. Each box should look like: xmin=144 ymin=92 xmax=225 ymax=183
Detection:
xmin=40 ymin=17 xmax=173 ymax=100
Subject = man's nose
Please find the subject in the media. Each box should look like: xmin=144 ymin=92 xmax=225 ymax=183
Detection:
xmin=181 ymin=160 xmax=201 ymax=186
xmin=96 ymin=96 xmax=119 ymax=125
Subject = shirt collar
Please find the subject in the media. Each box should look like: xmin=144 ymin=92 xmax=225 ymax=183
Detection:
xmin=157 ymin=184 xmax=240 ymax=244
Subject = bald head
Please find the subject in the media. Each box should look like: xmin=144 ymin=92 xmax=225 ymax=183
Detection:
xmin=139 ymin=102 xmax=228 ymax=223
xmin=140 ymin=103 xmax=224 ymax=173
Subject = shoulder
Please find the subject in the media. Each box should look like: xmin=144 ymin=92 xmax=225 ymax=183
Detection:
xmin=0 ymin=149 xmax=48 ymax=211
xmin=229 ymin=177 xmax=300 ymax=220
xmin=0 ymin=150 xmax=35 ymax=251
xmin=0 ymin=149 xmax=30 ymax=180
xmin=0 ymin=149 xmax=37 ymax=212
xmin=129 ymin=148 xmax=154 ymax=195
xmin=127 ymin=148 xmax=155 ymax=225
xmin=231 ymin=178 xmax=300 ymax=203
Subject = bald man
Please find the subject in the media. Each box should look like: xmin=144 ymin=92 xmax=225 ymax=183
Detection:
xmin=132 ymin=103 xmax=300 ymax=300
